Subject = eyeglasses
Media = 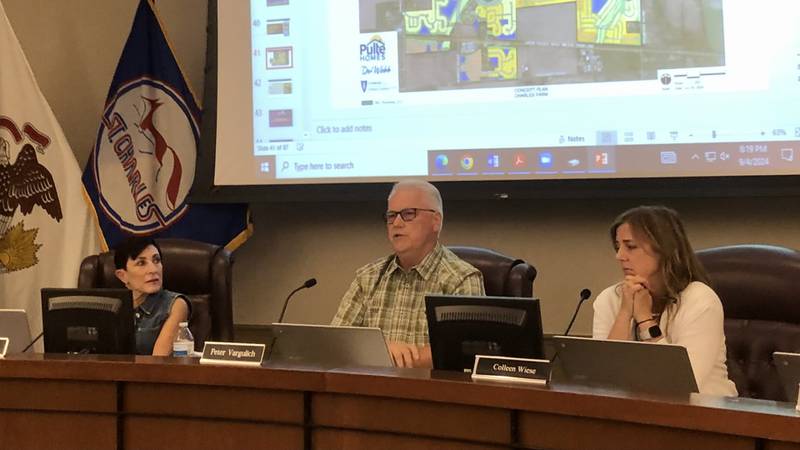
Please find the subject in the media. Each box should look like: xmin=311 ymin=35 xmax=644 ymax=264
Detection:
xmin=384 ymin=208 xmax=437 ymax=224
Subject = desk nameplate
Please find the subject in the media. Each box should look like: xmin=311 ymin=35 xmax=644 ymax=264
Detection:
xmin=199 ymin=341 xmax=265 ymax=366
xmin=471 ymin=354 xmax=550 ymax=384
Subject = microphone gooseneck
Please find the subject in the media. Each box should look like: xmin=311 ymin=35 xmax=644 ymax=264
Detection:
xmin=277 ymin=278 xmax=317 ymax=323
xmin=21 ymin=332 xmax=44 ymax=353
xmin=563 ymin=288 xmax=592 ymax=336
xmin=268 ymin=278 xmax=317 ymax=361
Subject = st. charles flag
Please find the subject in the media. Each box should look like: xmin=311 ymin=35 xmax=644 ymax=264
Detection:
xmin=0 ymin=1 xmax=104 ymax=346
xmin=82 ymin=0 xmax=250 ymax=249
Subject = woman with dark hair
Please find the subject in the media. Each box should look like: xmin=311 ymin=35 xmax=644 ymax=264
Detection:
xmin=593 ymin=206 xmax=737 ymax=396
xmin=113 ymin=237 xmax=191 ymax=356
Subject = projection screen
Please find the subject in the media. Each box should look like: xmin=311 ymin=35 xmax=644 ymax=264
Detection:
xmin=206 ymin=0 xmax=800 ymax=196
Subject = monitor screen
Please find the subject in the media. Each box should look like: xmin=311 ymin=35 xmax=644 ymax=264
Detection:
xmin=425 ymin=294 xmax=544 ymax=372
xmin=41 ymin=288 xmax=135 ymax=355
xmin=203 ymin=0 xmax=800 ymax=193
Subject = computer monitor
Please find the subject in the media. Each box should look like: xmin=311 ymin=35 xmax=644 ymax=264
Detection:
xmin=41 ymin=288 xmax=135 ymax=355
xmin=425 ymin=295 xmax=544 ymax=372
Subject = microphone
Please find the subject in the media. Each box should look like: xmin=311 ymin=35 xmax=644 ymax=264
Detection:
xmin=22 ymin=332 xmax=44 ymax=353
xmin=268 ymin=278 xmax=317 ymax=361
xmin=563 ymin=288 xmax=592 ymax=336
xmin=276 ymin=278 xmax=317 ymax=323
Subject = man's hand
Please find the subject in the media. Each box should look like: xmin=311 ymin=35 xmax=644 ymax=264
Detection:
xmin=388 ymin=342 xmax=433 ymax=368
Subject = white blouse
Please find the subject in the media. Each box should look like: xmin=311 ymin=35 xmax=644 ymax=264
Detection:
xmin=593 ymin=281 xmax=738 ymax=397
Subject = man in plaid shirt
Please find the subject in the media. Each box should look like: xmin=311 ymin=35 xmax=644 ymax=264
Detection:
xmin=331 ymin=180 xmax=485 ymax=367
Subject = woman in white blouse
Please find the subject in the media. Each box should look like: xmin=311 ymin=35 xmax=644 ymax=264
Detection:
xmin=592 ymin=205 xmax=738 ymax=397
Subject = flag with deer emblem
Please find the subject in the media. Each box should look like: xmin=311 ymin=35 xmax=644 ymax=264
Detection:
xmin=0 ymin=0 xmax=104 ymax=344
xmin=82 ymin=0 xmax=250 ymax=249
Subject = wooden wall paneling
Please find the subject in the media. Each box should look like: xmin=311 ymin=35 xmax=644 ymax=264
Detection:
xmin=0 ymin=410 xmax=117 ymax=450
xmin=311 ymin=428 xmax=509 ymax=450
xmin=765 ymin=441 xmax=800 ymax=450
xmin=312 ymin=392 xmax=511 ymax=445
xmin=0 ymin=379 xmax=116 ymax=412
xmin=0 ymin=379 xmax=118 ymax=450
xmin=123 ymin=382 xmax=305 ymax=423
xmin=517 ymin=411 xmax=755 ymax=450
xmin=123 ymin=416 xmax=304 ymax=450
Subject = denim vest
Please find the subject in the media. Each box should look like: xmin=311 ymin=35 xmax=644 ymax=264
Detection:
xmin=134 ymin=290 xmax=190 ymax=355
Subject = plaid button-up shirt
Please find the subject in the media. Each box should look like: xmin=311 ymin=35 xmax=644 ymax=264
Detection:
xmin=331 ymin=244 xmax=485 ymax=345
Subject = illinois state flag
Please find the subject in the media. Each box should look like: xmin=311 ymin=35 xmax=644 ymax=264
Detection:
xmin=0 ymin=1 xmax=104 ymax=340
xmin=82 ymin=0 xmax=250 ymax=249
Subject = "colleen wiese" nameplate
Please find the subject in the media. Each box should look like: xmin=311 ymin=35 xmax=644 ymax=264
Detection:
xmin=199 ymin=341 xmax=265 ymax=366
xmin=471 ymin=355 xmax=550 ymax=384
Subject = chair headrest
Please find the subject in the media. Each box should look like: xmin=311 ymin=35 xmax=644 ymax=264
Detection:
xmin=696 ymin=245 xmax=800 ymax=323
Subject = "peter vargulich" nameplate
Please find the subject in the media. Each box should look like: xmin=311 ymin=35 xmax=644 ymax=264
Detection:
xmin=471 ymin=355 xmax=550 ymax=384
xmin=199 ymin=341 xmax=265 ymax=366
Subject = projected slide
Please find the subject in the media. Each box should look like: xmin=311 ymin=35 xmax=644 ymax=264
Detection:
xmin=212 ymin=0 xmax=800 ymax=186
xmin=361 ymin=0 xmax=723 ymax=91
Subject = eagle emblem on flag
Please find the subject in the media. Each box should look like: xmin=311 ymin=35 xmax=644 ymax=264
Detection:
xmin=0 ymin=138 xmax=62 ymax=273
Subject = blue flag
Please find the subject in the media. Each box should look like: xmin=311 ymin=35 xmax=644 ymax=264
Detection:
xmin=82 ymin=0 xmax=250 ymax=249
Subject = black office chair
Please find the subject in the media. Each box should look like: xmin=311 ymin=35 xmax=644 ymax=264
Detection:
xmin=696 ymin=244 xmax=800 ymax=401
xmin=78 ymin=238 xmax=235 ymax=349
xmin=449 ymin=246 xmax=536 ymax=297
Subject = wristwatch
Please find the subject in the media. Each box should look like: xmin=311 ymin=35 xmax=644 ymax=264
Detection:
xmin=639 ymin=323 xmax=663 ymax=340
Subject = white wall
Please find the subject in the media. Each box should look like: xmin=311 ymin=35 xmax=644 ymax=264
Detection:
xmin=4 ymin=0 xmax=207 ymax=168
xmin=7 ymin=0 xmax=799 ymax=336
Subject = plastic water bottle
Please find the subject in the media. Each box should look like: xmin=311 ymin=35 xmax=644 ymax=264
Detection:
xmin=172 ymin=322 xmax=194 ymax=357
